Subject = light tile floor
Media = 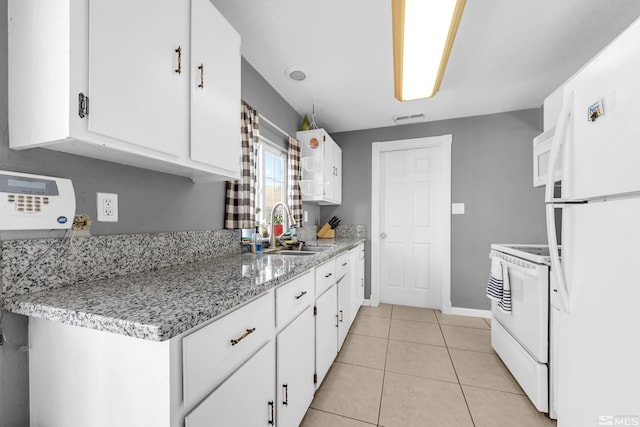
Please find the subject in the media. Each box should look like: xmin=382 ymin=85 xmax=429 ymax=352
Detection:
xmin=301 ymin=304 xmax=556 ymax=427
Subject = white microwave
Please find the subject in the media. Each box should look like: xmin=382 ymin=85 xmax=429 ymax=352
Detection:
xmin=533 ymin=128 xmax=562 ymax=187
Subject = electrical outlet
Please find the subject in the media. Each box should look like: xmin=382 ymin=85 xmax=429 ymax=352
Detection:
xmin=97 ymin=193 xmax=118 ymax=222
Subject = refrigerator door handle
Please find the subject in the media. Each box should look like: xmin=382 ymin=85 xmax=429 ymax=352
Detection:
xmin=545 ymin=90 xmax=573 ymax=313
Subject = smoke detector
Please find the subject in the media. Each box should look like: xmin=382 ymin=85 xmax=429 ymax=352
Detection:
xmin=393 ymin=113 xmax=426 ymax=125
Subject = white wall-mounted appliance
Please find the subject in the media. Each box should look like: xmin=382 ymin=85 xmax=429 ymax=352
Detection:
xmin=545 ymin=16 xmax=640 ymax=427
xmin=0 ymin=171 xmax=75 ymax=230
xmin=489 ymin=244 xmax=557 ymax=419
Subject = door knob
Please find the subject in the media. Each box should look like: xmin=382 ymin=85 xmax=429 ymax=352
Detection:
xmin=380 ymin=232 xmax=387 ymax=238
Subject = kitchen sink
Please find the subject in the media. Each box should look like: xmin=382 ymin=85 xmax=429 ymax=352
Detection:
xmin=263 ymin=245 xmax=333 ymax=256
xmin=266 ymin=250 xmax=320 ymax=256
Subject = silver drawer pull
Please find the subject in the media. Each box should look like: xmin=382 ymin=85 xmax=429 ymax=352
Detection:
xmin=342 ymin=262 xmax=348 ymax=267
xmin=295 ymin=291 xmax=307 ymax=300
xmin=230 ymin=328 xmax=256 ymax=346
xmin=325 ymin=272 xmax=332 ymax=278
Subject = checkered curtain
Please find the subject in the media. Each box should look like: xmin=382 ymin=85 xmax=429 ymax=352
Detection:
xmin=225 ymin=102 xmax=259 ymax=229
xmin=287 ymin=136 xmax=303 ymax=225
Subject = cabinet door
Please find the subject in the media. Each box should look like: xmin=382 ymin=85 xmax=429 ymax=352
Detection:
xmin=357 ymin=247 xmax=365 ymax=312
xmin=190 ymin=0 xmax=241 ymax=176
xmin=337 ymin=273 xmax=351 ymax=350
xmin=315 ymin=285 xmax=338 ymax=387
xmin=333 ymin=143 xmax=342 ymax=204
xmin=323 ymin=135 xmax=335 ymax=201
xmin=349 ymin=248 xmax=361 ymax=325
xmin=88 ymin=0 xmax=188 ymax=156
xmin=185 ymin=341 xmax=276 ymax=427
xmin=277 ymin=307 xmax=315 ymax=427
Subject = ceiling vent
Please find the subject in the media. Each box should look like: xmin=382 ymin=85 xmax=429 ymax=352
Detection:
xmin=285 ymin=67 xmax=307 ymax=81
xmin=393 ymin=113 xmax=426 ymax=125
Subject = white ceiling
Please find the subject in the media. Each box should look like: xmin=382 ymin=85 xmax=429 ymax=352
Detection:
xmin=210 ymin=0 xmax=640 ymax=133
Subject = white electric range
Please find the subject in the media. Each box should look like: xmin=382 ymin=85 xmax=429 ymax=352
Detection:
xmin=489 ymin=244 xmax=559 ymax=420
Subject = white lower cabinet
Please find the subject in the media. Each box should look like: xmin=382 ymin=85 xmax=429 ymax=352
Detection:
xmin=26 ymin=245 xmax=365 ymax=426
xmin=185 ymin=341 xmax=276 ymax=427
xmin=182 ymin=291 xmax=274 ymax=408
xmin=315 ymin=284 xmax=338 ymax=387
xmin=277 ymin=307 xmax=315 ymax=427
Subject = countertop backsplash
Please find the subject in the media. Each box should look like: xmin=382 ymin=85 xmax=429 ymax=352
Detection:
xmin=334 ymin=224 xmax=367 ymax=239
xmin=297 ymin=224 xmax=367 ymax=242
xmin=0 ymin=229 xmax=240 ymax=299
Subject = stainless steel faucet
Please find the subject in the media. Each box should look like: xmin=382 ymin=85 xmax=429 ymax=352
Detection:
xmin=269 ymin=202 xmax=297 ymax=248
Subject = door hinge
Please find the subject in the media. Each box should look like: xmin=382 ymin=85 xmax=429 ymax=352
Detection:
xmin=78 ymin=93 xmax=89 ymax=118
xmin=313 ymin=306 xmax=317 ymax=316
xmin=313 ymin=373 xmax=317 ymax=384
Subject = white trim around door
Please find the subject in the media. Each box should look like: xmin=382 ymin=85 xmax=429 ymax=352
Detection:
xmin=371 ymin=135 xmax=452 ymax=312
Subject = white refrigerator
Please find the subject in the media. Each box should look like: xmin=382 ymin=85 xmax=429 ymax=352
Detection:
xmin=545 ymin=17 xmax=640 ymax=427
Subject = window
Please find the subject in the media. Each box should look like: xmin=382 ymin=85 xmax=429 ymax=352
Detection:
xmin=256 ymin=141 xmax=287 ymax=234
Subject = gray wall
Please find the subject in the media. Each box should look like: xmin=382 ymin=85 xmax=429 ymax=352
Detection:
xmin=0 ymin=0 xmax=305 ymax=417
xmin=321 ymin=109 xmax=547 ymax=310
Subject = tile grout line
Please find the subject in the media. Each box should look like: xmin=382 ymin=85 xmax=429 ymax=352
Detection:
xmin=438 ymin=311 xmax=477 ymax=427
xmin=309 ymin=408 xmax=378 ymax=426
xmin=376 ymin=304 xmax=393 ymax=426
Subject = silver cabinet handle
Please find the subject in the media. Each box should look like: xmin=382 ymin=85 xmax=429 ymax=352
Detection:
xmin=294 ymin=291 xmax=307 ymax=300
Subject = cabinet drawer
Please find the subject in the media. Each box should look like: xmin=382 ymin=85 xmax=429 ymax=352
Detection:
xmin=276 ymin=271 xmax=314 ymax=329
xmin=336 ymin=252 xmax=350 ymax=281
xmin=182 ymin=291 xmax=275 ymax=408
xmin=315 ymin=259 xmax=336 ymax=296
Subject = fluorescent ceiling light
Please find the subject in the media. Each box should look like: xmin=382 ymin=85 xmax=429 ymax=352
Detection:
xmin=392 ymin=0 xmax=466 ymax=101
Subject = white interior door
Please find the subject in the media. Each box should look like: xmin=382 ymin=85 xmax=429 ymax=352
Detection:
xmin=378 ymin=145 xmax=443 ymax=308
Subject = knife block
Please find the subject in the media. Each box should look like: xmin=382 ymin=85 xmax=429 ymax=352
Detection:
xmin=316 ymin=223 xmax=335 ymax=239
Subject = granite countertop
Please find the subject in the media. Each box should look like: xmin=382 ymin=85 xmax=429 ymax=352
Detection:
xmin=1 ymin=238 xmax=364 ymax=342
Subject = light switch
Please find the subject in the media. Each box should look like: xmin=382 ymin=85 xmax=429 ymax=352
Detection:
xmin=452 ymin=203 xmax=465 ymax=215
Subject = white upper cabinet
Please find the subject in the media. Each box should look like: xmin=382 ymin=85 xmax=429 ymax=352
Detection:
xmin=88 ymin=0 xmax=188 ymax=157
xmin=189 ymin=0 xmax=241 ymax=173
xmin=8 ymin=0 xmax=240 ymax=182
xmin=297 ymin=129 xmax=342 ymax=205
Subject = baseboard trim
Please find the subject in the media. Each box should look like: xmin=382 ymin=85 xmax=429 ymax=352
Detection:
xmin=362 ymin=299 xmax=372 ymax=307
xmin=445 ymin=307 xmax=492 ymax=318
